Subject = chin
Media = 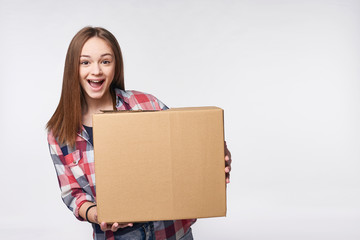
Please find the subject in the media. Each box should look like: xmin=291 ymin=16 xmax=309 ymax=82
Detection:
xmin=90 ymin=94 xmax=106 ymax=100
xmin=85 ymin=91 xmax=105 ymax=100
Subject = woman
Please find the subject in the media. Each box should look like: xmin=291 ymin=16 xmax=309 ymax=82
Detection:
xmin=47 ymin=26 xmax=232 ymax=240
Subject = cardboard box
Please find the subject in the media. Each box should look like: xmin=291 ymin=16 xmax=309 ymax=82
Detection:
xmin=93 ymin=106 xmax=226 ymax=223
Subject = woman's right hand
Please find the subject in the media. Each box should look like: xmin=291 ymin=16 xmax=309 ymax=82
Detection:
xmin=99 ymin=222 xmax=134 ymax=232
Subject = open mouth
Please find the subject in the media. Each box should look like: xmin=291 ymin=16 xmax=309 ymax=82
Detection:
xmin=88 ymin=79 xmax=105 ymax=88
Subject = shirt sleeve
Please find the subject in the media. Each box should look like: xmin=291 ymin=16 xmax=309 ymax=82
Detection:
xmin=47 ymin=131 xmax=94 ymax=221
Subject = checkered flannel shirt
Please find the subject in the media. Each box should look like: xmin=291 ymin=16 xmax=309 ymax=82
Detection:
xmin=48 ymin=89 xmax=196 ymax=240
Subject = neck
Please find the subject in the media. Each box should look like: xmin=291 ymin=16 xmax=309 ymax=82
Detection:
xmin=82 ymin=91 xmax=114 ymax=126
xmin=86 ymin=95 xmax=113 ymax=113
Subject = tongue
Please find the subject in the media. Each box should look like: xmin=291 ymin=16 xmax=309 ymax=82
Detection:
xmin=89 ymin=81 xmax=103 ymax=88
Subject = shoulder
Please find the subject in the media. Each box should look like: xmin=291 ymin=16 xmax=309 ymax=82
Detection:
xmin=47 ymin=130 xmax=65 ymax=161
xmin=115 ymin=89 xmax=169 ymax=110
xmin=47 ymin=130 xmax=56 ymax=144
xmin=115 ymin=89 xmax=157 ymax=101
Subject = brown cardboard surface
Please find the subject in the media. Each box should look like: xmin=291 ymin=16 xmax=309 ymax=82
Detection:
xmin=93 ymin=106 xmax=226 ymax=223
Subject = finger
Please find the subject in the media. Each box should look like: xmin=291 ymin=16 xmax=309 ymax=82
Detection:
xmin=119 ymin=223 xmax=133 ymax=228
xmin=225 ymin=158 xmax=232 ymax=167
xmin=100 ymin=222 xmax=109 ymax=231
xmin=226 ymin=175 xmax=230 ymax=184
xmin=225 ymin=166 xmax=231 ymax=173
xmin=225 ymin=151 xmax=231 ymax=160
xmin=111 ymin=222 xmax=119 ymax=232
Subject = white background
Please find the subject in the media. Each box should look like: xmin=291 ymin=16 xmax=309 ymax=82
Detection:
xmin=0 ymin=0 xmax=359 ymax=239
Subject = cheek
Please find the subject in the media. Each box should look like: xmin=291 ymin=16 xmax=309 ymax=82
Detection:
xmin=106 ymin=66 xmax=115 ymax=80
xmin=79 ymin=68 xmax=87 ymax=79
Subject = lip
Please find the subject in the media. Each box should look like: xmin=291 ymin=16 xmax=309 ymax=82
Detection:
xmin=87 ymin=79 xmax=105 ymax=91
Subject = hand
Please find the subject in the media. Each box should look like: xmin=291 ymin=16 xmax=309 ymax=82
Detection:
xmin=224 ymin=141 xmax=232 ymax=184
xmin=100 ymin=222 xmax=134 ymax=232
xmin=87 ymin=205 xmax=133 ymax=232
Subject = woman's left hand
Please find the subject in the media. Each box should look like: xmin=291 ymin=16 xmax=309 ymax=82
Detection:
xmin=224 ymin=141 xmax=232 ymax=184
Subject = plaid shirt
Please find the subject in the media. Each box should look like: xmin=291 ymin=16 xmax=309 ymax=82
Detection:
xmin=48 ymin=89 xmax=196 ymax=240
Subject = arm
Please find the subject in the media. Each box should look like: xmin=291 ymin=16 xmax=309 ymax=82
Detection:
xmin=47 ymin=132 xmax=94 ymax=220
xmin=48 ymin=132 xmax=132 ymax=231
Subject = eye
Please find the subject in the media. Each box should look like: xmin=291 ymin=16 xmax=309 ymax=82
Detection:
xmin=80 ymin=61 xmax=90 ymax=65
xmin=102 ymin=60 xmax=111 ymax=64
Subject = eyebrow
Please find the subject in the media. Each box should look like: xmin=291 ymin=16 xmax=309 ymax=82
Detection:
xmin=80 ymin=53 xmax=113 ymax=58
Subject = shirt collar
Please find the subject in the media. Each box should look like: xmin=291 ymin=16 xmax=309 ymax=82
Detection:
xmin=77 ymin=125 xmax=90 ymax=142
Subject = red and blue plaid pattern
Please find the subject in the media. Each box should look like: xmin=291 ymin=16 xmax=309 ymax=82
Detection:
xmin=48 ymin=89 xmax=195 ymax=240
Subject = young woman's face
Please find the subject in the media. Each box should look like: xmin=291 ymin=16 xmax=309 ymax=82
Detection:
xmin=79 ymin=37 xmax=115 ymax=102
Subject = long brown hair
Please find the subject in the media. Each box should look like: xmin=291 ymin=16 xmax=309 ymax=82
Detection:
xmin=47 ymin=26 xmax=125 ymax=146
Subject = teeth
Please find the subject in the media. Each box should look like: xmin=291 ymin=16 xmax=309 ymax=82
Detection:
xmin=89 ymin=80 xmax=102 ymax=83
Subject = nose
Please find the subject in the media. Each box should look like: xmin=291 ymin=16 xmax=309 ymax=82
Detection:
xmin=91 ymin=63 xmax=103 ymax=75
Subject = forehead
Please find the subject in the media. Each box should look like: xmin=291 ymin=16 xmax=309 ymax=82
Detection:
xmin=81 ymin=37 xmax=114 ymax=55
